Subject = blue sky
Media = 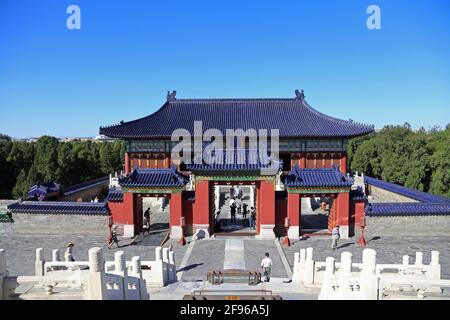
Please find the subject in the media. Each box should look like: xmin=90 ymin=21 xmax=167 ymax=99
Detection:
xmin=0 ymin=0 xmax=449 ymax=138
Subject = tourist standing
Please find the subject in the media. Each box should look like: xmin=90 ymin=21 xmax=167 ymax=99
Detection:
xmin=261 ymin=253 xmax=272 ymax=282
xmin=331 ymin=225 xmax=340 ymax=250
xmin=242 ymin=203 xmax=248 ymax=220
xmin=230 ymin=203 xmax=236 ymax=223
xmin=250 ymin=207 xmax=256 ymax=229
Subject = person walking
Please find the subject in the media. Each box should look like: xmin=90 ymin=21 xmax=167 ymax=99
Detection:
xmin=108 ymin=225 xmax=120 ymax=248
xmin=230 ymin=202 xmax=236 ymax=223
xmin=261 ymin=252 xmax=272 ymax=282
xmin=331 ymin=225 xmax=340 ymax=250
xmin=143 ymin=212 xmax=151 ymax=235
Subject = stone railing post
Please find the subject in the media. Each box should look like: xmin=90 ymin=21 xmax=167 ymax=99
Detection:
xmin=319 ymin=257 xmax=336 ymax=300
xmin=338 ymin=252 xmax=353 ymax=300
xmin=0 ymin=249 xmax=8 ymax=300
xmin=162 ymin=247 xmax=169 ymax=284
xmin=430 ymin=251 xmax=441 ymax=280
xmin=87 ymin=247 xmax=106 ymax=300
xmin=304 ymin=247 xmax=315 ymax=285
xmin=415 ymin=252 xmax=423 ymax=266
xmin=292 ymin=252 xmax=301 ymax=282
xmin=360 ymin=249 xmax=378 ymax=300
xmin=340 ymin=252 xmax=352 ymax=277
xmin=402 ymin=255 xmax=409 ymax=266
xmin=51 ymin=249 xmax=60 ymax=272
xmin=130 ymin=256 xmax=148 ymax=300
xmin=114 ymin=251 xmax=126 ymax=276
xmin=361 ymin=249 xmax=377 ymax=275
xmin=325 ymin=256 xmax=335 ymax=277
xmin=169 ymin=251 xmax=177 ymax=283
xmin=35 ymin=248 xmax=44 ymax=276
xmin=155 ymin=246 xmax=162 ymax=261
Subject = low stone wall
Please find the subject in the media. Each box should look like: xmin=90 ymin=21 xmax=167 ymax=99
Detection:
xmin=365 ymin=215 xmax=450 ymax=237
xmin=5 ymin=213 xmax=109 ymax=237
xmin=367 ymin=185 xmax=418 ymax=203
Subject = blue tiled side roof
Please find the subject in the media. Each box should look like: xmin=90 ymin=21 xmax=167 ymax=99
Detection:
xmin=100 ymin=95 xmax=374 ymax=139
xmin=365 ymin=202 xmax=450 ymax=217
xmin=283 ymin=165 xmax=353 ymax=188
xmin=7 ymin=201 xmax=108 ymax=215
xmin=119 ymin=168 xmax=188 ymax=188
xmin=350 ymin=187 xmax=367 ymax=202
xmin=28 ymin=182 xmax=61 ymax=198
xmin=106 ymin=189 xmax=123 ymax=202
xmin=365 ymin=176 xmax=450 ymax=203
xmin=186 ymin=149 xmax=283 ymax=172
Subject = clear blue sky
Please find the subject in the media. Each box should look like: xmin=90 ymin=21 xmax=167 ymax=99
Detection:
xmin=0 ymin=0 xmax=449 ymax=138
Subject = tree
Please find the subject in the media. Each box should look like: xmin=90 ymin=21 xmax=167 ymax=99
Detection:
xmin=12 ymin=169 xmax=28 ymax=199
xmin=33 ymin=136 xmax=59 ymax=182
xmin=99 ymin=142 xmax=116 ymax=175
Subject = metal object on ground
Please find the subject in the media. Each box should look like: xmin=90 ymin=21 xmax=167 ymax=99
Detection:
xmin=207 ymin=269 xmax=261 ymax=285
xmin=183 ymin=289 xmax=282 ymax=300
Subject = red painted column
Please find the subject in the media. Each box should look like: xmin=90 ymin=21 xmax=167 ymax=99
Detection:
xmin=170 ymin=192 xmax=183 ymax=226
xmin=336 ymin=192 xmax=350 ymax=238
xmin=193 ymin=180 xmax=210 ymax=238
xmin=259 ymin=180 xmax=276 ymax=238
xmin=287 ymin=192 xmax=300 ymax=239
xmin=169 ymin=191 xmax=184 ymax=240
xmin=122 ymin=192 xmax=137 ymax=237
xmin=124 ymin=153 xmax=131 ymax=174
xmin=300 ymin=152 xmax=306 ymax=168
xmin=340 ymin=153 xmax=347 ymax=173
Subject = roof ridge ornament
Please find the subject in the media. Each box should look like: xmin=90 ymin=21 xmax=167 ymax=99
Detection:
xmin=295 ymin=89 xmax=305 ymax=102
xmin=166 ymin=90 xmax=177 ymax=102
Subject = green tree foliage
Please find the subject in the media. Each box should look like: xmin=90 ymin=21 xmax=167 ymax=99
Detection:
xmin=0 ymin=134 xmax=124 ymax=199
xmin=349 ymin=124 xmax=450 ymax=198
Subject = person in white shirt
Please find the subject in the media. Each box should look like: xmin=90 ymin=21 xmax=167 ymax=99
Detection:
xmin=261 ymin=252 xmax=273 ymax=282
xmin=331 ymin=225 xmax=340 ymax=250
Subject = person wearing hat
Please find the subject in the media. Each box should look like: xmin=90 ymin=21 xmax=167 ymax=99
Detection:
xmin=108 ymin=225 xmax=120 ymax=248
xmin=64 ymin=242 xmax=75 ymax=262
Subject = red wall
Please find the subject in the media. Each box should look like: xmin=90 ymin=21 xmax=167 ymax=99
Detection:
xmin=193 ymin=180 xmax=210 ymax=225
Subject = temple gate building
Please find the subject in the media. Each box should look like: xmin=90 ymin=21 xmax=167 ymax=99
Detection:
xmin=100 ymin=90 xmax=374 ymax=240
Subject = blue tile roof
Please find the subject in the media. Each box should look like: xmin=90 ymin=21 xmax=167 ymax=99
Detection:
xmin=28 ymin=182 xmax=61 ymax=199
xmin=186 ymin=149 xmax=283 ymax=172
xmin=350 ymin=187 xmax=367 ymax=202
xmin=283 ymin=165 xmax=353 ymax=188
xmin=106 ymin=189 xmax=123 ymax=202
xmin=365 ymin=202 xmax=450 ymax=217
xmin=7 ymin=201 xmax=108 ymax=215
xmin=100 ymin=92 xmax=374 ymax=139
xmin=365 ymin=176 xmax=450 ymax=203
xmin=119 ymin=168 xmax=189 ymax=188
